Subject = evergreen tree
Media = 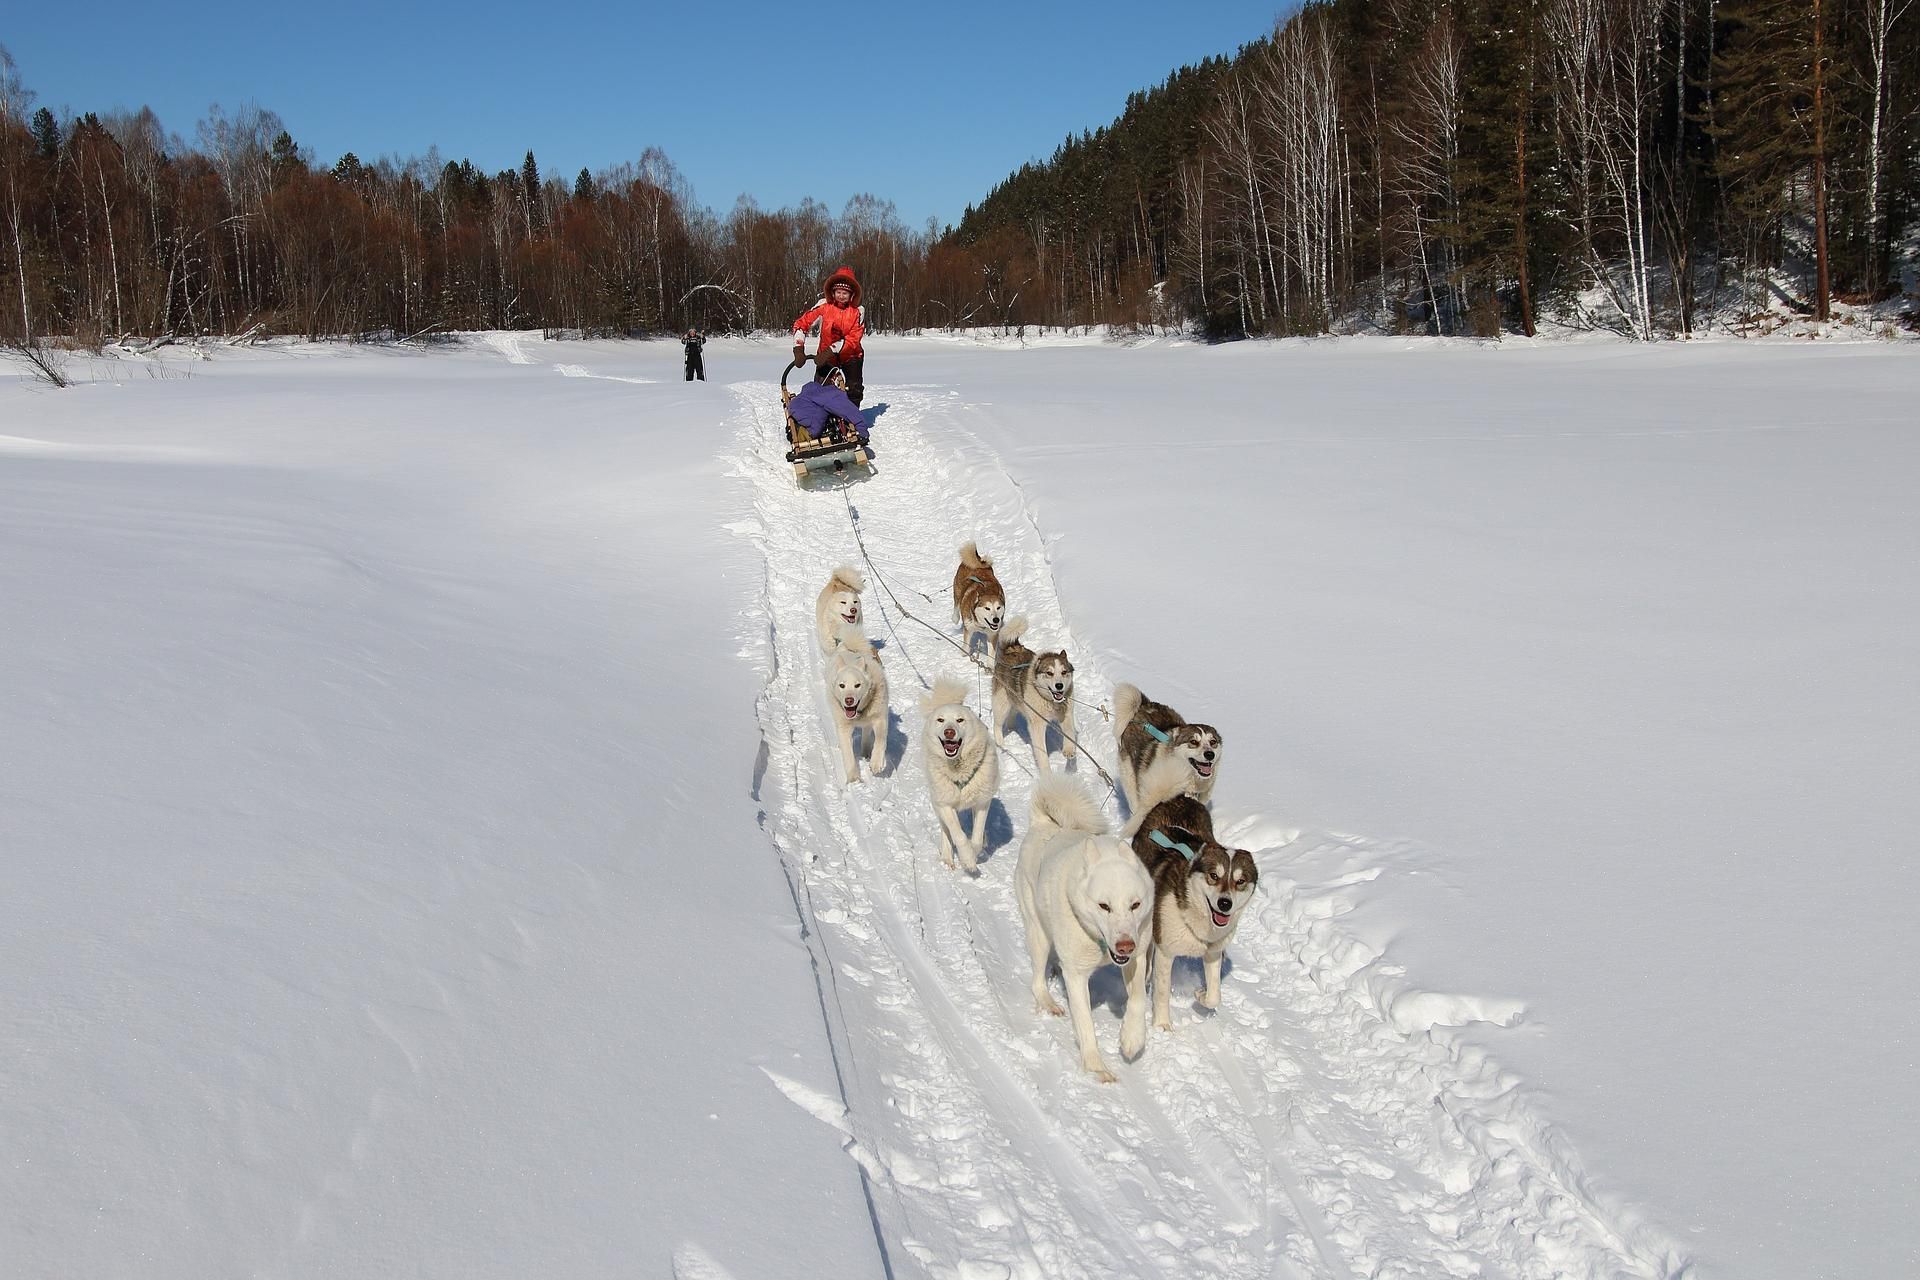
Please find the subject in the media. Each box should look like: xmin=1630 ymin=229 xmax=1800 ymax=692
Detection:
xmin=269 ymin=130 xmax=304 ymax=181
xmin=574 ymin=167 xmax=594 ymax=202
xmin=521 ymin=150 xmax=541 ymax=230
xmin=1710 ymin=0 xmax=1832 ymax=316
xmin=331 ymin=151 xmax=367 ymax=186
xmin=1454 ymin=0 xmax=1537 ymax=333
xmin=30 ymin=106 xmax=59 ymax=158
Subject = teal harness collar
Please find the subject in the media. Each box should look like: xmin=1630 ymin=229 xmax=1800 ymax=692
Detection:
xmin=1147 ymin=828 xmax=1199 ymax=862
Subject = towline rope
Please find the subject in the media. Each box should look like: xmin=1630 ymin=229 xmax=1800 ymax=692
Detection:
xmin=837 ymin=486 xmax=1122 ymax=802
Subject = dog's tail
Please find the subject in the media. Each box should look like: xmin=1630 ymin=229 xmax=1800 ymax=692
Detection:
xmin=1029 ymin=775 xmax=1107 ymax=836
xmin=825 ymin=618 xmax=867 ymax=653
xmin=998 ymin=616 xmax=1029 ymax=646
xmin=958 ymin=540 xmax=991 ymax=568
xmin=831 ymin=637 xmax=879 ymax=666
xmin=920 ymin=676 xmax=970 ymax=714
xmin=827 ymin=565 xmax=865 ymax=595
xmin=1112 ymin=682 xmax=1143 ymax=733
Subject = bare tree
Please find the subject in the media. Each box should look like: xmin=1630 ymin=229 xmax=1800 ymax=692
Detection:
xmin=1861 ymin=0 xmax=1913 ymax=288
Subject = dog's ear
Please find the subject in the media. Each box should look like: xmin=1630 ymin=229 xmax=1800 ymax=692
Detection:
xmin=1229 ymin=849 xmax=1259 ymax=887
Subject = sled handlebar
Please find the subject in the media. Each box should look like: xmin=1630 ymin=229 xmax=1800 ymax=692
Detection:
xmin=781 ymin=354 xmax=815 ymax=391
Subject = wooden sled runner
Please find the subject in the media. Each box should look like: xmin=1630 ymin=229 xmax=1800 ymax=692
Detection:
xmin=781 ymin=357 xmax=870 ymax=484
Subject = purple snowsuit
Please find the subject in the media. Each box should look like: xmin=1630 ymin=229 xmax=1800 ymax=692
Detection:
xmin=787 ymin=382 xmax=869 ymax=442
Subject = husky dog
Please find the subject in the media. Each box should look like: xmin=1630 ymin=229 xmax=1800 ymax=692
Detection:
xmin=1130 ymin=796 xmax=1260 ymax=1030
xmin=816 ymin=566 xmax=867 ymax=654
xmin=992 ymin=617 xmax=1077 ymax=772
xmin=951 ymin=541 xmax=1007 ymax=655
xmin=1015 ymin=776 xmax=1155 ymax=1082
xmin=920 ymin=678 xmax=999 ymax=874
xmin=826 ymin=642 xmax=889 ymax=784
xmin=1111 ymin=682 xmax=1223 ymax=831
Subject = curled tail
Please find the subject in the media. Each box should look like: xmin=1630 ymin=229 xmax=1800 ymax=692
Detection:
xmin=958 ymin=540 xmax=991 ymax=569
xmin=827 ymin=565 xmax=865 ymax=595
xmin=1112 ymin=682 xmax=1143 ymax=732
xmin=920 ymin=677 xmax=971 ymax=714
xmin=1029 ymin=775 xmax=1107 ymax=836
xmin=999 ymin=616 xmax=1029 ymax=646
xmin=825 ymin=619 xmax=868 ymax=653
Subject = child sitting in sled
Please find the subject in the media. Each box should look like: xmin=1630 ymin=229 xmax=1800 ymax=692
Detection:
xmin=786 ymin=365 xmax=868 ymax=443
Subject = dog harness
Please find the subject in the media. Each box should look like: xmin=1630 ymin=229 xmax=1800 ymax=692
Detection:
xmin=1140 ymin=722 xmax=1172 ymax=744
xmin=1147 ymin=828 xmax=1199 ymax=862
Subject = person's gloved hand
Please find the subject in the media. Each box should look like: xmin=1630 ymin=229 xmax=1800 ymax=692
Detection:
xmin=792 ymin=344 xmax=806 ymax=365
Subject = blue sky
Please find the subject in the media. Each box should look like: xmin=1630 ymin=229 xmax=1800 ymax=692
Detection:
xmin=3 ymin=1 xmax=1290 ymax=231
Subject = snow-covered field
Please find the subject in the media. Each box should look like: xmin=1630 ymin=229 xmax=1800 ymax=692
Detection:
xmin=3 ymin=332 xmax=1913 ymax=1280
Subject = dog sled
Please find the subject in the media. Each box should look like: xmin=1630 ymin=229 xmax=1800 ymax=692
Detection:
xmin=781 ymin=356 xmax=871 ymax=484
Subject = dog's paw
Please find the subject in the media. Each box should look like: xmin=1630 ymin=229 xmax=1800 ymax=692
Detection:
xmin=1035 ymin=995 xmax=1065 ymax=1018
xmin=1153 ymin=1015 xmax=1174 ymax=1033
xmin=1087 ymin=1064 xmax=1118 ymax=1085
xmin=1120 ymin=1025 xmax=1146 ymax=1060
xmin=1197 ymin=990 xmax=1221 ymax=1011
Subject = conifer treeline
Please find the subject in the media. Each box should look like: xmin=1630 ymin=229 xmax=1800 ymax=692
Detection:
xmin=950 ymin=0 xmax=1920 ymax=336
xmin=0 ymin=47 xmax=940 ymax=346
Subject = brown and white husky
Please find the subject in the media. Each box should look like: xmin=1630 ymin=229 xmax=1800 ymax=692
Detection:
xmin=992 ymin=617 xmax=1077 ymax=772
xmin=951 ymin=541 xmax=1007 ymax=656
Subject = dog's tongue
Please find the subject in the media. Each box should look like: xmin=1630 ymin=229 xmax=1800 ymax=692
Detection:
xmin=1195 ymin=762 xmax=1214 ymax=776
xmin=942 ymin=739 xmax=960 ymax=757
xmin=1210 ymin=907 xmax=1232 ymax=927
xmin=843 ymin=704 xmax=858 ymax=719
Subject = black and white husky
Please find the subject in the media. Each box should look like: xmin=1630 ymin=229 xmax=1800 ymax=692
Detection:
xmin=815 ymin=565 xmax=867 ymax=654
xmin=1016 ymin=777 xmax=1155 ymax=1082
xmin=992 ymin=617 xmax=1077 ymax=772
xmin=1111 ymin=682 xmax=1223 ymax=832
xmin=826 ymin=641 xmax=888 ymax=784
xmin=920 ymin=678 xmax=998 ymax=874
xmin=1130 ymin=796 xmax=1259 ymax=1030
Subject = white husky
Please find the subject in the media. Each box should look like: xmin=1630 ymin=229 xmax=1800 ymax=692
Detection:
xmin=1015 ymin=777 xmax=1155 ymax=1082
xmin=920 ymin=678 xmax=998 ymax=874
xmin=826 ymin=642 xmax=888 ymax=784
xmin=815 ymin=566 xmax=867 ymax=654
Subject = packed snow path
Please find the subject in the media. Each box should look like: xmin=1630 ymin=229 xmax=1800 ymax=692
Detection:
xmin=724 ymin=380 xmax=1684 ymax=1280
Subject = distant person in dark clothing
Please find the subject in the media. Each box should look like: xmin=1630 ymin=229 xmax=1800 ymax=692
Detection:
xmin=683 ymin=329 xmax=706 ymax=381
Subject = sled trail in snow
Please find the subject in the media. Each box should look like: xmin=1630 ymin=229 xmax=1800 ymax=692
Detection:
xmin=726 ymin=380 xmax=1686 ymax=1280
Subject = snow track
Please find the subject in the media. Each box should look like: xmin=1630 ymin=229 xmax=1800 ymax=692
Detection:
xmin=726 ymin=379 xmax=1686 ymax=1280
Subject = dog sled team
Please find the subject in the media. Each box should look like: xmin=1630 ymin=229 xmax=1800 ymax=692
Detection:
xmin=812 ymin=543 xmax=1259 ymax=1082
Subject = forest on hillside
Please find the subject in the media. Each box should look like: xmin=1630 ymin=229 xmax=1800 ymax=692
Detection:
xmin=3 ymin=0 xmax=1916 ymax=350
xmin=952 ymin=0 xmax=1919 ymax=337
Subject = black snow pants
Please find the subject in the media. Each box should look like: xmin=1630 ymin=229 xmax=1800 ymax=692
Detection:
xmin=816 ymin=355 xmax=863 ymax=406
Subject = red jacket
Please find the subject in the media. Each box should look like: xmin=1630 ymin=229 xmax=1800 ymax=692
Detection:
xmin=792 ymin=266 xmax=865 ymax=363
